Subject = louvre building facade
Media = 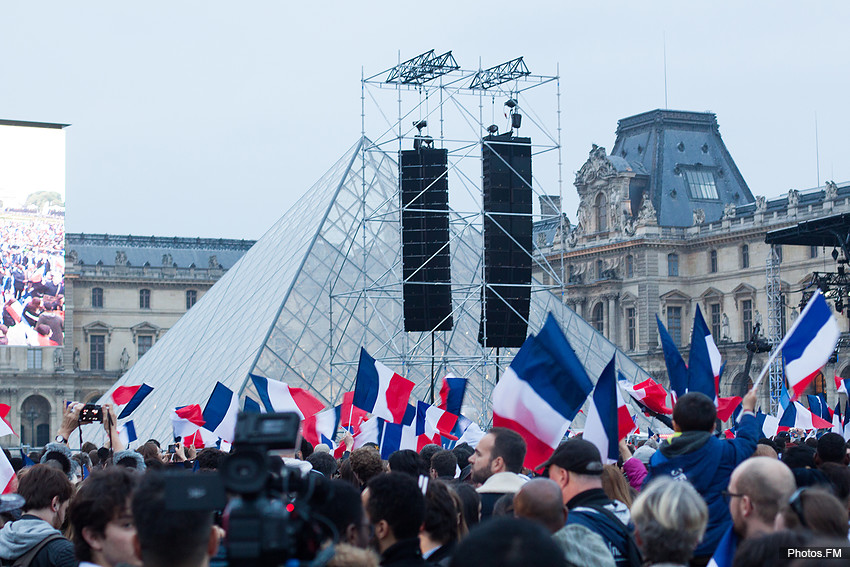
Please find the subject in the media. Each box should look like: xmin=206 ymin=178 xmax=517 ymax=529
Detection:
xmin=534 ymin=109 xmax=850 ymax=406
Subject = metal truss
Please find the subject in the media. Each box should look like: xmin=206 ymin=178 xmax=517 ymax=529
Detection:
xmin=385 ymin=50 xmax=460 ymax=85
xmin=766 ymin=245 xmax=783 ymax=414
xmin=469 ymin=57 xmax=531 ymax=90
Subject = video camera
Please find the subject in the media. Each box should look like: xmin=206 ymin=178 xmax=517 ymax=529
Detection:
xmin=166 ymin=412 xmax=337 ymax=567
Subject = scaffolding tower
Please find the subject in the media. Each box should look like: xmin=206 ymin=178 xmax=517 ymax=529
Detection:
xmin=766 ymin=245 xmax=783 ymax=413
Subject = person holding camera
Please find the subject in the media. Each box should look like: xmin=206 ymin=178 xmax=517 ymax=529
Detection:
xmin=53 ymin=402 xmax=125 ymax=455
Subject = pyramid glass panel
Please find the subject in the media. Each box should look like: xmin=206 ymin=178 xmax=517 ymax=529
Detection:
xmin=97 ymin=138 xmax=665 ymax=444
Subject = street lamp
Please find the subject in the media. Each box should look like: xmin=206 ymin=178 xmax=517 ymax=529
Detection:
xmin=23 ymin=408 xmax=39 ymax=447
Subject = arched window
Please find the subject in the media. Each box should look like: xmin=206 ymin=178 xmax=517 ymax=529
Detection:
xmin=91 ymin=287 xmax=103 ymax=308
xmin=595 ymin=193 xmax=608 ymax=232
xmin=592 ymin=302 xmax=605 ymax=332
xmin=667 ymin=253 xmax=679 ymax=277
xmin=709 ymin=250 xmax=718 ymax=273
xmin=139 ymin=289 xmax=151 ymax=309
xmin=186 ymin=289 xmax=198 ymax=310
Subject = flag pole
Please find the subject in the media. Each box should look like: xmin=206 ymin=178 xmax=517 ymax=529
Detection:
xmin=751 ymin=289 xmax=824 ymax=392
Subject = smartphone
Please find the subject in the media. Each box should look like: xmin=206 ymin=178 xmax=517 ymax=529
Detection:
xmin=168 ymin=444 xmax=177 ymax=454
xmin=79 ymin=404 xmax=103 ymax=424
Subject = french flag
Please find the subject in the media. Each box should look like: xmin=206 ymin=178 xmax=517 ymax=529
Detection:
xmin=688 ymin=305 xmax=722 ymax=400
xmin=438 ymin=375 xmax=467 ymax=416
xmin=756 ymin=411 xmax=780 ymax=439
xmin=778 ymin=401 xmax=833 ymax=431
xmin=416 ymin=401 xmax=458 ymax=440
xmin=202 ymin=382 xmax=240 ymax=443
xmin=452 ymin=416 xmax=485 ymax=449
xmin=337 ymin=391 xmax=369 ymax=435
xmin=716 ymin=396 xmax=742 ymax=422
xmin=115 ymin=384 xmax=154 ymax=419
xmin=0 ymin=404 xmax=17 ymax=438
xmin=656 ymin=314 xmax=688 ymax=400
xmin=492 ymin=313 xmax=594 ymax=470
xmin=832 ymin=402 xmax=843 ymax=435
xmin=244 ymin=396 xmax=262 ymax=414
xmin=0 ymin=448 xmax=14 ymax=494
xmin=781 ymin=290 xmax=840 ymax=400
xmin=118 ymin=420 xmax=138 ymax=446
xmin=182 ymin=428 xmax=218 ymax=449
xmin=806 ymin=394 xmax=831 ymax=422
xmin=619 ymin=378 xmax=672 ymax=415
xmin=584 ymin=356 xmax=635 ymax=464
xmin=835 ymin=375 xmax=849 ymax=396
xmin=250 ymin=374 xmax=325 ymax=419
xmin=302 ymin=407 xmax=340 ymax=447
xmin=171 ymin=404 xmax=206 ymax=439
xmin=353 ymin=416 xmax=382 ymax=449
xmin=353 ymin=348 xmax=415 ymax=424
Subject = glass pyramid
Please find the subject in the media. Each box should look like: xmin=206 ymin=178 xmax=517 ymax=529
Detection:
xmin=96 ymin=138 xmax=662 ymax=444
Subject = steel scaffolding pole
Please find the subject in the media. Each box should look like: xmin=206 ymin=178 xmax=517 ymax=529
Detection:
xmin=766 ymin=245 xmax=783 ymax=413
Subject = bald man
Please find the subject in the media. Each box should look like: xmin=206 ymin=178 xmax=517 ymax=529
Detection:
xmin=514 ymin=478 xmax=615 ymax=567
xmin=726 ymin=456 xmax=796 ymax=540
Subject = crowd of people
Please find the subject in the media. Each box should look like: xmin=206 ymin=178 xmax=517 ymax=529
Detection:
xmin=1 ymin=387 xmax=849 ymax=567
xmin=0 ymin=215 xmax=65 ymax=347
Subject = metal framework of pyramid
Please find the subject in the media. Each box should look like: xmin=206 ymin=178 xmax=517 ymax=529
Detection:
xmin=96 ymin=138 xmax=663 ymax=444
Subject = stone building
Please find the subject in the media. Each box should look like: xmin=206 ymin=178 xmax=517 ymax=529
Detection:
xmin=534 ymin=109 xmax=850 ymax=407
xmin=0 ymin=233 xmax=253 ymax=447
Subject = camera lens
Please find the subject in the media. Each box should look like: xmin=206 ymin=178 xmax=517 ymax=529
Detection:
xmin=220 ymin=450 xmax=267 ymax=495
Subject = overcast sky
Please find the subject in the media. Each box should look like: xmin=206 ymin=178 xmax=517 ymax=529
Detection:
xmin=1 ymin=2 xmax=847 ymax=240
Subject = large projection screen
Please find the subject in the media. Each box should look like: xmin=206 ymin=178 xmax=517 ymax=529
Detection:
xmin=0 ymin=120 xmax=66 ymax=347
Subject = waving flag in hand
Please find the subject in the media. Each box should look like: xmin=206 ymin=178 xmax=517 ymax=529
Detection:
xmin=781 ymin=290 xmax=840 ymax=400
xmin=353 ymin=348 xmax=415 ymax=423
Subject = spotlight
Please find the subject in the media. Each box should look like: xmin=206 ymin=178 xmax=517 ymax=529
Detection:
xmin=833 ymin=248 xmax=840 ymax=261
xmin=413 ymin=120 xmax=427 ymax=133
xmin=504 ymin=99 xmax=517 ymax=109
xmin=486 ymin=124 xmax=499 ymax=134
xmin=511 ymin=113 xmax=522 ymax=130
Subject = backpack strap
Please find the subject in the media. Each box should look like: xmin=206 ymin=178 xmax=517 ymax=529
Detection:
xmin=9 ymin=533 xmax=64 ymax=567
xmin=573 ymin=505 xmax=643 ymax=567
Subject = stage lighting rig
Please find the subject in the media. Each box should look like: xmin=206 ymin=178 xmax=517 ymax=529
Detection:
xmin=469 ymin=57 xmax=531 ymax=90
xmin=504 ymin=98 xmax=522 ymax=132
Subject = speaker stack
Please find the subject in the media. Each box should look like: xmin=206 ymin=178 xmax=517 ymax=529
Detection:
xmin=478 ymin=133 xmax=533 ymax=347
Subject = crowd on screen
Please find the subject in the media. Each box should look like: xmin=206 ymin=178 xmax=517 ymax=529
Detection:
xmin=0 ymin=215 xmax=65 ymax=347
xmin=1 ymin=387 xmax=849 ymax=567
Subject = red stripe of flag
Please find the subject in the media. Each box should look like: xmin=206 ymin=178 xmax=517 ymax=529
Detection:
xmin=112 ymin=385 xmax=142 ymax=406
xmin=493 ymin=414 xmax=558 ymax=473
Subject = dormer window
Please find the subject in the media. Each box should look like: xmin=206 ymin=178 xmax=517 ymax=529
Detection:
xmin=595 ymin=193 xmax=608 ymax=232
xmin=682 ymin=166 xmax=719 ymax=200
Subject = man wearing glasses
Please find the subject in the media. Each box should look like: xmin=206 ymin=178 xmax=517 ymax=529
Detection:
xmin=725 ymin=456 xmax=796 ymax=540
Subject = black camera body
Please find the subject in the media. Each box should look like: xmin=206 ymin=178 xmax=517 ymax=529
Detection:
xmin=78 ymin=404 xmax=103 ymax=424
xmin=167 ymin=412 xmax=332 ymax=567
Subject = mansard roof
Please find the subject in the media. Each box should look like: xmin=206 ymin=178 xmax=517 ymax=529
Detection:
xmin=66 ymin=233 xmax=255 ymax=269
xmin=610 ymin=109 xmax=753 ymax=227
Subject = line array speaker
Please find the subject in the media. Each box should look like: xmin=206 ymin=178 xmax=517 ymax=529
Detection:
xmin=479 ymin=134 xmax=532 ymax=347
xmin=400 ymin=147 xmax=453 ymax=332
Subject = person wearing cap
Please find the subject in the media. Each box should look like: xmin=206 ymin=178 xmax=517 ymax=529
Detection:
xmin=467 ymin=427 xmax=528 ymax=520
xmin=643 ymin=388 xmax=759 ymax=563
xmin=543 ymin=438 xmax=642 ymax=567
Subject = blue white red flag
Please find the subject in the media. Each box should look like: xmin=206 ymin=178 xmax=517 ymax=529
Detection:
xmin=416 ymin=401 xmax=458 ymax=440
xmin=171 ymin=404 xmax=205 ymax=439
xmin=302 ymin=407 xmax=340 ymax=447
xmin=656 ymin=314 xmax=688 ymax=400
xmin=116 ymin=384 xmax=154 ymax=419
xmin=202 ymin=382 xmax=240 ymax=443
xmin=781 ymin=290 xmax=840 ymax=400
xmin=337 ymin=391 xmax=369 ymax=435
xmin=832 ymin=402 xmax=843 ymax=435
xmin=250 ymin=373 xmax=325 ymax=419
xmin=707 ymin=525 xmax=738 ymax=567
xmin=243 ymin=396 xmax=262 ymax=414
xmin=807 ymin=394 xmax=831 ymax=422
xmin=438 ymin=375 xmax=467 ymax=416
xmin=835 ymin=375 xmax=849 ymax=396
xmin=493 ymin=313 xmax=594 ymax=470
xmin=619 ymin=377 xmax=673 ymax=415
xmin=353 ymin=348 xmax=415 ymax=423
xmin=688 ymin=305 xmax=722 ymax=400
xmin=0 ymin=404 xmax=16 ymax=438
xmin=118 ymin=420 xmax=138 ymax=446
xmin=0 ymin=448 xmax=13 ymax=494
xmin=778 ymin=401 xmax=833 ymax=431
xmin=584 ymin=356 xmax=634 ymax=463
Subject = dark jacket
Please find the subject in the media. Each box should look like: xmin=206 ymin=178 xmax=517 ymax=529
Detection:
xmin=0 ymin=514 xmax=76 ymax=567
xmin=566 ymin=488 xmax=640 ymax=567
xmin=644 ymin=413 xmax=758 ymax=558
xmin=380 ymin=537 xmax=427 ymax=567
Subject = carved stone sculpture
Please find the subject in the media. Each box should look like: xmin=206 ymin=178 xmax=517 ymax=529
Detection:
xmin=638 ymin=198 xmax=656 ymax=222
xmin=209 ymin=255 xmax=218 ymax=269
xmin=115 ymin=250 xmax=127 ymax=265
xmin=575 ymin=144 xmax=618 ymax=185
xmin=825 ymin=180 xmax=838 ymax=201
xmin=73 ymin=348 xmax=81 ymax=371
xmin=755 ymin=195 xmax=766 ymax=213
xmin=692 ymin=209 xmax=706 ymax=225
xmin=721 ymin=313 xmax=731 ymax=342
xmin=53 ymin=348 xmax=63 ymax=370
xmin=722 ymin=202 xmax=736 ymax=220
xmin=787 ymin=188 xmax=799 ymax=208
xmin=119 ymin=348 xmax=130 ymax=373
xmin=162 ymin=253 xmax=173 ymax=267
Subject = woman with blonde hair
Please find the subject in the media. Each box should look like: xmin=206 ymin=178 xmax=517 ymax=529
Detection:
xmin=631 ymin=477 xmax=708 ymax=567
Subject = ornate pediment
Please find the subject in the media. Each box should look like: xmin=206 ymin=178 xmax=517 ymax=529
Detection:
xmin=575 ymin=144 xmax=618 ymax=186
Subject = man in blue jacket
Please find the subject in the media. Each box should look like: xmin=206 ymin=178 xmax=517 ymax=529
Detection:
xmin=644 ymin=388 xmax=758 ymax=564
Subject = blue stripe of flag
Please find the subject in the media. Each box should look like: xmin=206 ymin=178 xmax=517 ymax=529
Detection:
xmin=656 ymin=315 xmax=688 ymax=399
xmin=202 ymin=382 xmax=234 ymax=431
xmin=783 ymin=293 xmax=834 ymax=364
xmin=353 ymin=348 xmax=380 ymax=413
xmin=117 ymin=384 xmax=154 ymax=419
xmin=244 ymin=396 xmax=262 ymax=414
xmin=593 ymin=357 xmax=620 ymax=462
